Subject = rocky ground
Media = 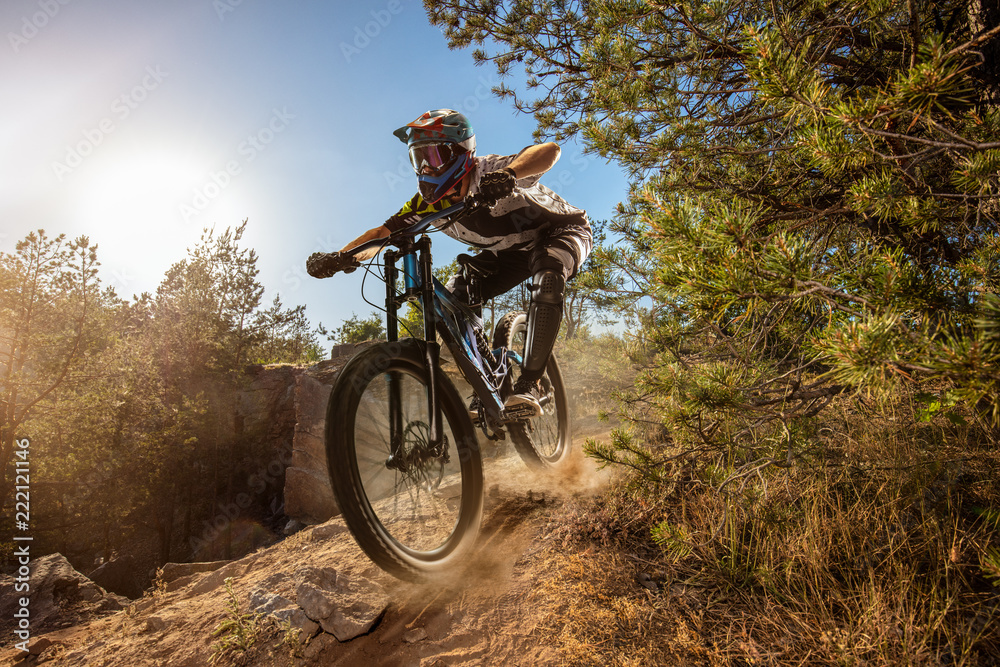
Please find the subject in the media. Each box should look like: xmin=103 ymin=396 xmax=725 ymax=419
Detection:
xmin=2 ymin=423 xmax=639 ymax=667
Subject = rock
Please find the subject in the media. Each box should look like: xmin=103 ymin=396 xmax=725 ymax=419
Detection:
xmin=284 ymin=466 xmax=338 ymax=526
xmin=164 ymin=574 xmax=197 ymax=593
xmin=283 ymin=519 xmax=307 ymax=535
xmin=285 ymin=370 xmax=340 ymax=525
xmin=0 ymin=553 xmax=127 ymax=639
xmin=308 ymin=522 xmax=347 ymax=542
xmin=302 ymin=631 xmax=336 ymax=660
xmin=403 ymin=627 xmax=428 ymax=643
xmin=78 ymin=585 xmax=101 ymax=602
xmin=255 ymin=571 xmax=291 ymax=593
xmin=273 ymin=607 xmax=321 ymax=639
xmin=236 ymin=364 xmax=303 ymax=527
xmin=97 ymin=595 xmax=125 ymax=612
xmin=186 ymin=557 xmax=258 ymax=598
xmin=237 ymin=364 xmax=301 ymax=448
xmin=315 ymin=582 xmax=388 ymax=642
xmin=130 ymin=597 xmax=156 ymax=615
xmin=28 ymin=637 xmax=53 ymax=655
xmin=158 ymin=560 xmax=231 ymax=584
xmin=329 ymin=342 xmax=358 ymax=359
xmin=88 ymin=555 xmax=144 ymax=599
xmin=635 ymin=571 xmax=659 ymax=592
xmin=295 ymin=566 xmax=389 ymax=642
xmin=144 ymin=616 xmax=168 ymax=633
xmin=295 ymin=567 xmax=339 ymax=621
xmin=250 ymin=590 xmax=293 ymax=616
xmin=250 ymin=591 xmax=321 ymax=638
xmin=234 ymin=355 xmax=358 ymax=527
xmin=292 ymin=373 xmax=333 ymax=466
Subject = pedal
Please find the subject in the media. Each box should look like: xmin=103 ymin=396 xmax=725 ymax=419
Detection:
xmin=501 ymin=403 xmax=540 ymax=420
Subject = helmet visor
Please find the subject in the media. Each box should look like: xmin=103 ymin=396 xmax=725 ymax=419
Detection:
xmin=409 ymin=142 xmax=463 ymax=175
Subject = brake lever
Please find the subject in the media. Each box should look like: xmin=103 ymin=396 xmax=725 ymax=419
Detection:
xmin=436 ymin=195 xmax=490 ymax=233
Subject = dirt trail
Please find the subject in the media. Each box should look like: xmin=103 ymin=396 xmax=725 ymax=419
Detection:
xmin=6 ymin=427 xmax=613 ymax=667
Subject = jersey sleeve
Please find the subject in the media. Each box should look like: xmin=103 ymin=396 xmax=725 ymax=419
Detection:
xmin=475 ymin=148 xmax=545 ymax=190
xmin=384 ymin=193 xmax=460 ymax=233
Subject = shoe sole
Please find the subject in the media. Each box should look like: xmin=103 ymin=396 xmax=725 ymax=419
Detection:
xmin=502 ymin=395 xmax=542 ymax=419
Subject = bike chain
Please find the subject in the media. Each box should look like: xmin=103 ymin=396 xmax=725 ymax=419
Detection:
xmin=474 ymin=327 xmax=498 ymax=371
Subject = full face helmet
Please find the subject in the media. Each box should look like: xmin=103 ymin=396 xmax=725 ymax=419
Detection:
xmin=393 ymin=109 xmax=476 ymax=204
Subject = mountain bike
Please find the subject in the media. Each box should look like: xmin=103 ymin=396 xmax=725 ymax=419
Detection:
xmin=307 ymin=198 xmax=571 ymax=581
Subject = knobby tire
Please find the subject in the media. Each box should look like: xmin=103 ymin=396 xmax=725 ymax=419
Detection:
xmin=326 ymin=339 xmax=483 ymax=581
xmin=492 ymin=311 xmax=572 ymax=469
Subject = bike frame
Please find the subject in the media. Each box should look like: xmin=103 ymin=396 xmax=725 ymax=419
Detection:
xmin=346 ymin=201 xmax=514 ymax=456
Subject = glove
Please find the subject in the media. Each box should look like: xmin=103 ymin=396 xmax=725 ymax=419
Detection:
xmin=477 ymin=167 xmax=517 ymax=205
xmin=306 ymin=251 xmax=358 ymax=278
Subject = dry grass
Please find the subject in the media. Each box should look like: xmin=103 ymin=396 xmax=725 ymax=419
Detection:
xmin=530 ymin=546 xmax=714 ymax=666
xmin=538 ymin=390 xmax=1000 ymax=665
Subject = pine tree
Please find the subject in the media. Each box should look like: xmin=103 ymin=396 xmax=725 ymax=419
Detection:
xmin=0 ymin=232 xmax=104 ymax=513
xmin=425 ymin=0 xmax=1000 ymax=454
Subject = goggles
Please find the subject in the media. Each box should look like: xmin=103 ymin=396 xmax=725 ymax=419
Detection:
xmin=409 ymin=142 xmax=465 ymax=175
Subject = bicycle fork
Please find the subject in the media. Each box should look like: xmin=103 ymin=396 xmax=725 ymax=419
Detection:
xmin=383 ymin=238 xmax=445 ymax=467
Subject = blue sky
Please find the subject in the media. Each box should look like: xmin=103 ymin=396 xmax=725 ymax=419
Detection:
xmin=2 ymin=0 xmax=628 ymax=341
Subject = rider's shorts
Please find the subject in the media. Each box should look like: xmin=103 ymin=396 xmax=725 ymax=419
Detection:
xmin=445 ymin=222 xmax=593 ymax=303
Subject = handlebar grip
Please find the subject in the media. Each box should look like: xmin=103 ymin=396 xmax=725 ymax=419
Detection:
xmin=306 ymin=251 xmax=359 ymax=278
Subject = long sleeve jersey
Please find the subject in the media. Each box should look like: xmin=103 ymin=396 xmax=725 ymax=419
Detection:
xmin=384 ymin=148 xmax=590 ymax=253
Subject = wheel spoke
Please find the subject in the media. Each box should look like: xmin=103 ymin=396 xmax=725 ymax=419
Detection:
xmin=352 ymin=365 xmax=463 ymax=553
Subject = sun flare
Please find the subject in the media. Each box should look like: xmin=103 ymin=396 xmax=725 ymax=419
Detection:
xmin=68 ymin=143 xmax=259 ymax=295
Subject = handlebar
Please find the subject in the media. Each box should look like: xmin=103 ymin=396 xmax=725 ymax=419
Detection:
xmin=354 ymin=199 xmax=469 ymax=256
xmin=306 ymin=198 xmax=478 ymax=279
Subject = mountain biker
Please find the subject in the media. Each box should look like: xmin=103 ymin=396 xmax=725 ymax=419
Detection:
xmin=308 ymin=108 xmax=592 ymax=416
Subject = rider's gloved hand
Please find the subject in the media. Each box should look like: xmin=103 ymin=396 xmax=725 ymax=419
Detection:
xmin=477 ymin=167 xmax=517 ymax=205
xmin=306 ymin=251 xmax=358 ymax=278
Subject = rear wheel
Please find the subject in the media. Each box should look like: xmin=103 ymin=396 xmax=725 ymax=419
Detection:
xmin=492 ymin=311 xmax=571 ymax=469
xmin=326 ymin=340 xmax=483 ymax=581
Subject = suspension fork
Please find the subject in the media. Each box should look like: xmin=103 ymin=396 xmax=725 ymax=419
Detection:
xmin=383 ymin=239 xmax=444 ymax=465
xmin=384 ymin=249 xmax=404 ymax=462
xmin=416 ymin=236 xmax=443 ymax=451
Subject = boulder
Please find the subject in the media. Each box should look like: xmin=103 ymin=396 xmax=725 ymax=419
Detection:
xmin=0 ymin=553 xmax=128 ymax=640
xmin=294 ymin=566 xmax=389 ymax=642
xmin=237 ymin=364 xmax=302 ymax=451
xmin=284 ymin=466 xmax=338 ymax=526
xmin=238 ymin=348 xmax=370 ymax=526
xmin=88 ymin=555 xmax=144 ymax=599
xmin=157 ymin=560 xmax=231 ymax=584
xmin=27 ymin=637 xmax=53 ymax=655
xmin=249 ymin=590 xmax=320 ymax=639
xmin=285 ymin=363 xmax=342 ymax=524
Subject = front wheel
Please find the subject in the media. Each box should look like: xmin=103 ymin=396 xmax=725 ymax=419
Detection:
xmin=326 ymin=340 xmax=483 ymax=581
xmin=492 ymin=311 xmax=572 ymax=469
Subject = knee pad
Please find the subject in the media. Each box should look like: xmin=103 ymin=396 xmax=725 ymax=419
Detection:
xmin=523 ymin=269 xmax=564 ymax=378
xmin=533 ymin=268 xmax=565 ymax=305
